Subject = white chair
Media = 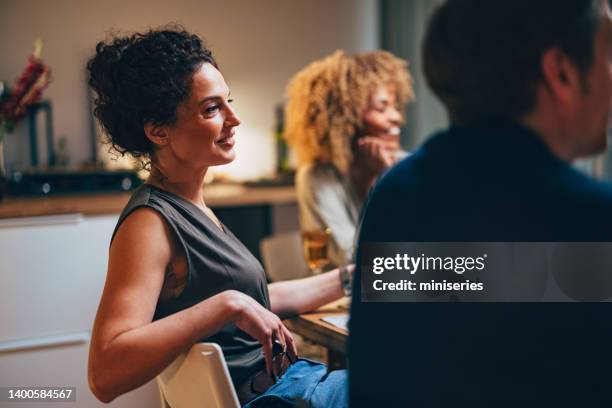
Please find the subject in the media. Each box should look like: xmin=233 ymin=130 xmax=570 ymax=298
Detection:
xmin=157 ymin=342 xmax=240 ymax=408
xmin=260 ymin=231 xmax=310 ymax=282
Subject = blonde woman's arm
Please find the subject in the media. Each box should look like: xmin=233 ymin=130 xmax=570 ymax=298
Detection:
xmin=296 ymin=164 xmax=358 ymax=266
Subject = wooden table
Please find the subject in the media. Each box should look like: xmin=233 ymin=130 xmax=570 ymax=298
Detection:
xmin=284 ymin=300 xmax=349 ymax=369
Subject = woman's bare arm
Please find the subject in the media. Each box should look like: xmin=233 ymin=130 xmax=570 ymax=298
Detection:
xmin=87 ymin=208 xmax=241 ymax=402
xmin=267 ymin=266 xmax=353 ymax=318
xmin=88 ymin=207 xmax=297 ymax=403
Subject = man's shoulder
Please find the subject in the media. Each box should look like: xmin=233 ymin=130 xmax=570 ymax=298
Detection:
xmin=361 ymin=130 xmax=612 ymax=241
xmin=550 ymin=161 xmax=612 ymax=207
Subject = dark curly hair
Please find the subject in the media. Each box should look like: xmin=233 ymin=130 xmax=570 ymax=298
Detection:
xmin=87 ymin=25 xmax=217 ymax=161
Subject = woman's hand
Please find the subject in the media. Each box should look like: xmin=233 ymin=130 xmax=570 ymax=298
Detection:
xmin=224 ymin=290 xmax=298 ymax=375
xmin=356 ymin=135 xmax=401 ymax=175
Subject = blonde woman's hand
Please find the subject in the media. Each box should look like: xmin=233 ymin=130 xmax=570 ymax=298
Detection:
xmin=223 ymin=290 xmax=298 ymax=375
xmin=357 ymin=135 xmax=400 ymax=175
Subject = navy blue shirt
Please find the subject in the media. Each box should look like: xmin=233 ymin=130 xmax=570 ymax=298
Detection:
xmin=349 ymin=121 xmax=612 ymax=406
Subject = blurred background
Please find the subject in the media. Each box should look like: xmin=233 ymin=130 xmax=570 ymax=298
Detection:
xmin=1 ymin=0 xmax=380 ymax=180
xmin=0 ymin=0 xmax=452 ymax=182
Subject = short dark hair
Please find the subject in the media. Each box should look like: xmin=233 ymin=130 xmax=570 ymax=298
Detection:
xmin=87 ymin=25 xmax=217 ymax=159
xmin=423 ymin=0 xmax=602 ymax=124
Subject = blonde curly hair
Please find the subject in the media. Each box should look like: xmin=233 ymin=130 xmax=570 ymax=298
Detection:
xmin=284 ymin=50 xmax=414 ymax=174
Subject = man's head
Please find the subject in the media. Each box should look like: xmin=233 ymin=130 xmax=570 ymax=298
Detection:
xmin=424 ymin=0 xmax=612 ymax=159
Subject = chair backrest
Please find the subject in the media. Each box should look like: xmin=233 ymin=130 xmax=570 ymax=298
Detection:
xmin=260 ymin=231 xmax=310 ymax=282
xmin=156 ymin=342 xmax=240 ymax=408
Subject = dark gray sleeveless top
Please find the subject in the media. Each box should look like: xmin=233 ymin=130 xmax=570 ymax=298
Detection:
xmin=111 ymin=184 xmax=269 ymax=386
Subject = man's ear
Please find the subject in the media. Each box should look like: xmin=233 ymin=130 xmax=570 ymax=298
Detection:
xmin=144 ymin=123 xmax=169 ymax=146
xmin=540 ymin=47 xmax=584 ymax=109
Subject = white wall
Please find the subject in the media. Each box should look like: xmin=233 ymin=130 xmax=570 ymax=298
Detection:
xmin=0 ymin=0 xmax=379 ymax=180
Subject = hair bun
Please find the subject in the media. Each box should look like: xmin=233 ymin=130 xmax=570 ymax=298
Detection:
xmin=89 ymin=37 xmax=132 ymax=103
xmin=86 ymin=26 xmax=216 ymax=162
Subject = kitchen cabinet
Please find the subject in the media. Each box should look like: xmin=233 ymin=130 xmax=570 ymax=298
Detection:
xmin=0 ymin=214 xmax=159 ymax=407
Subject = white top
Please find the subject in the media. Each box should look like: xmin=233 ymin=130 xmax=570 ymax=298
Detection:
xmin=295 ymin=162 xmax=363 ymax=266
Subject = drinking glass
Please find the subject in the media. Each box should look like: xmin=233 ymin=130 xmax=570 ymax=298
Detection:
xmin=302 ymin=228 xmax=331 ymax=274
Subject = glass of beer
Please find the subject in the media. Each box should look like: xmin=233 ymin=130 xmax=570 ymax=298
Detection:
xmin=302 ymin=228 xmax=331 ymax=275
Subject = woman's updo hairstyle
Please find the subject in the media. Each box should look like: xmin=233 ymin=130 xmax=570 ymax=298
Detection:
xmin=87 ymin=25 xmax=217 ymax=161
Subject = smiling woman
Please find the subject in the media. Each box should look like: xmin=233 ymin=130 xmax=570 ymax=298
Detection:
xmin=86 ymin=26 xmax=350 ymax=407
xmin=284 ymin=50 xmax=415 ymax=266
xmin=145 ymin=63 xmax=240 ymax=173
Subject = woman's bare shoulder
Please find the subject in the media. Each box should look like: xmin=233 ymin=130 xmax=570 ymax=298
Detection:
xmin=109 ymin=206 xmax=174 ymax=275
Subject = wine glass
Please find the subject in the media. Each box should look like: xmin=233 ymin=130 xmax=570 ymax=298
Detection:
xmin=302 ymin=228 xmax=331 ymax=275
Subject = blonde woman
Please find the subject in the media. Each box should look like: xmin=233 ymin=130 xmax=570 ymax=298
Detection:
xmin=284 ymin=50 xmax=414 ymax=266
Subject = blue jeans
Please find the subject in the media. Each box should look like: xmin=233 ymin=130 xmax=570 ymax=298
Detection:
xmin=243 ymin=359 xmax=347 ymax=408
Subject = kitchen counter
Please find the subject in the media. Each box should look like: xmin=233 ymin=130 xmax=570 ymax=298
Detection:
xmin=0 ymin=184 xmax=296 ymax=219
